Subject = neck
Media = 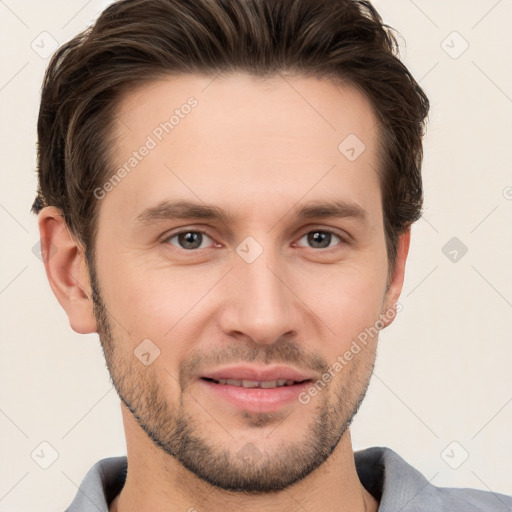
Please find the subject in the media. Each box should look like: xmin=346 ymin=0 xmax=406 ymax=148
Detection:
xmin=110 ymin=406 xmax=379 ymax=512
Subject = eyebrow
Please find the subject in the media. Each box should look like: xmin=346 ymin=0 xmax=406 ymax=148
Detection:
xmin=134 ymin=199 xmax=367 ymax=226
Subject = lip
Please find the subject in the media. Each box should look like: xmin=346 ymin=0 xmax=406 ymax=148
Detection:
xmin=199 ymin=378 xmax=312 ymax=413
xmin=198 ymin=365 xmax=315 ymax=413
xmin=201 ymin=364 xmax=315 ymax=383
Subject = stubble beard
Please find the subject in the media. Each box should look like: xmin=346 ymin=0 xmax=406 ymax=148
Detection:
xmin=88 ymin=261 xmax=376 ymax=493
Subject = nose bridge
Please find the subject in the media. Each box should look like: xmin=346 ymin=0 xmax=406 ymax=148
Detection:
xmin=220 ymin=241 xmax=298 ymax=344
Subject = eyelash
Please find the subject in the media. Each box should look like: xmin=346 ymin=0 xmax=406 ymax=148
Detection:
xmin=162 ymin=228 xmax=348 ymax=252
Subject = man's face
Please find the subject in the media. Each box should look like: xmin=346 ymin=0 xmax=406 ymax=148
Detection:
xmin=90 ymin=73 xmax=399 ymax=492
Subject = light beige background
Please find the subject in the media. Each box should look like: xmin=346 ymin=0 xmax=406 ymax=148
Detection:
xmin=1 ymin=0 xmax=511 ymax=510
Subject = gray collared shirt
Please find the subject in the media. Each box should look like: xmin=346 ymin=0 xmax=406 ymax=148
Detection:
xmin=65 ymin=446 xmax=512 ymax=511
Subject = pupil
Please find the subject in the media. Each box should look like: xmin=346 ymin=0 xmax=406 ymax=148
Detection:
xmin=180 ymin=232 xmax=201 ymax=249
xmin=177 ymin=232 xmax=331 ymax=250
xmin=309 ymin=231 xmax=330 ymax=248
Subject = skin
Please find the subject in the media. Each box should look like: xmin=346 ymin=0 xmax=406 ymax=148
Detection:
xmin=38 ymin=73 xmax=410 ymax=512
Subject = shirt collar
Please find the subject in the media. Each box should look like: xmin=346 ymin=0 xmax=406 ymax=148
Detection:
xmin=64 ymin=446 xmax=459 ymax=511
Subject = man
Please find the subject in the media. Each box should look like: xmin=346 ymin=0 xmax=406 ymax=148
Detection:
xmin=31 ymin=0 xmax=511 ymax=511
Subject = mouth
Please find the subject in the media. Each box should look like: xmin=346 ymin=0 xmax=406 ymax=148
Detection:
xmin=201 ymin=377 xmax=310 ymax=388
xmin=198 ymin=369 xmax=314 ymax=413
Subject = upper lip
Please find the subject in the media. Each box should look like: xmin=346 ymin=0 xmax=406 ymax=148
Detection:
xmin=201 ymin=365 xmax=315 ymax=382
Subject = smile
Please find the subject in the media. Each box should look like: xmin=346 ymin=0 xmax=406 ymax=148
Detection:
xmin=203 ymin=377 xmax=308 ymax=388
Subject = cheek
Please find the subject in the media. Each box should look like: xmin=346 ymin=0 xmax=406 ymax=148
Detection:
xmin=294 ymin=260 xmax=387 ymax=352
xmin=96 ymin=250 xmax=221 ymax=351
xmin=96 ymin=227 xmax=388 ymax=356
xmin=293 ymin=254 xmax=386 ymax=330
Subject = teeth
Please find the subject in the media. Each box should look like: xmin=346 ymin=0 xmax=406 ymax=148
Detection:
xmin=242 ymin=380 xmax=260 ymax=388
xmin=215 ymin=378 xmax=298 ymax=388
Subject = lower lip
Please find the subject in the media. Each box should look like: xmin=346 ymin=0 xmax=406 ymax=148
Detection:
xmin=199 ymin=379 xmax=311 ymax=413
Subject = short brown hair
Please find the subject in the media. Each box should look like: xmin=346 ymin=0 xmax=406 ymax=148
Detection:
xmin=31 ymin=0 xmax=429 ymax=270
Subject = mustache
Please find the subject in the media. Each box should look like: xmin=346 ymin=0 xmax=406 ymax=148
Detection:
xmin=178 ymin=338 xmax=329 ymax=389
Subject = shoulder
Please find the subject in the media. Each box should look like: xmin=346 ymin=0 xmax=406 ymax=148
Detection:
xmin=436 ymin=486 xmax=512 ymax=511
xmin=354 ymin=446 xmax=512 ymax=512
xmin=65 ymin=456 xmax=127 ymax=512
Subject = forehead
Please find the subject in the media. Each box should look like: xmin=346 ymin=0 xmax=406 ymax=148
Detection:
xmin=102 ymin=72 xmax=382 ymax=225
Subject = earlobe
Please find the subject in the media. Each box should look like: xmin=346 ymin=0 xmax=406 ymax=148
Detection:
xmin=382 ymin=228 xmax=411 ymax=328
xmin=37 ymin=206 xmax=97 ymax=334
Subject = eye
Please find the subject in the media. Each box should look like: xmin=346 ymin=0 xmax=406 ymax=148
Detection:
xmin=296 ymin=230 xmax=344 ymax=250
xmin=163 ymin=228 xmax=346 ymax=252
xmin=165 ymin=230 xmax=215 ymax=250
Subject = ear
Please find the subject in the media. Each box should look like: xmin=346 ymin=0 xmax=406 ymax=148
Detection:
xmin=37 ymin=206 xmax=97 ymax=334
xmin=381 ymin=227 xmax=411 ymax=328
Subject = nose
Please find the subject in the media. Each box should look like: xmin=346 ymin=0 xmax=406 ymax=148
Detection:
xmin=217 ymin=246 xmax=302 ymax=346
